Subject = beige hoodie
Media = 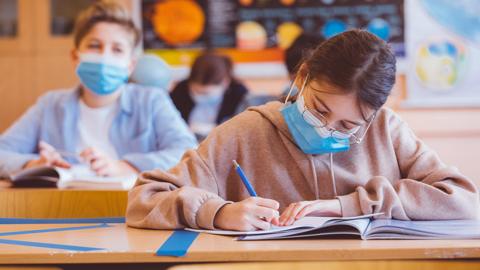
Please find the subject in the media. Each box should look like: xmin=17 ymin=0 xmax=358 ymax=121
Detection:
xmin=126 ymin=102 xmax=480 ymax=229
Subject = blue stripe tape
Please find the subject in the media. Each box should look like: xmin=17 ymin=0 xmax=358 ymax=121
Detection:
xmin=0 ymin=223 xmax=110 ymax=237
xmin=156 ymin=230 xmax=199 ymax=257
xmin=0 ymin=217 xmax=125 ymax=224
xmin=0 ymin=238 xmax=104 ymax=251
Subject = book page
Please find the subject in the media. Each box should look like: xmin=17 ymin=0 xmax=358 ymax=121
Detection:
xmin=186 ymin=213 xmax=379 ymax=236
xmin=186 ymin=216 xmax=336 ymax=236
xmin=366 ymin=219 xmax=480 ymax=239
xmin=56 ymin=165 xmax=137 ymax=190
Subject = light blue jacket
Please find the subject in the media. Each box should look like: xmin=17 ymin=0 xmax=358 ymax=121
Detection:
xmin=0 ymin=84 xmax=197 ymax=176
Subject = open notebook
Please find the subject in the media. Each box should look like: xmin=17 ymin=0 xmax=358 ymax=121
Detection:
xmin=9 ymin=165 xmax=137 ymax=190
xmin=187 ymin=214 xmax=480 ymax=240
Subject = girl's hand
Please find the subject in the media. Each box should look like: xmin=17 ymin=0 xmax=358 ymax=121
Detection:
xmin=274 ymin=199 xmax=342 ymax=226
xmin=80 ymin=147 xmax=138 ymax=177
xmin=214 ymin=197 xmax=280 ymax=231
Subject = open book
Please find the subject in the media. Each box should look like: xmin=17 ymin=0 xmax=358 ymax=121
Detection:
xmin=9 ymin=165 xmax=137 ymax=190
xmin=187 ymin=214 xmax=480 ymax=240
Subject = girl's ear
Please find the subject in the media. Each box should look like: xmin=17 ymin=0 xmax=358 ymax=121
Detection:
xmin=295 ymin=63 xmax=309 ymax=89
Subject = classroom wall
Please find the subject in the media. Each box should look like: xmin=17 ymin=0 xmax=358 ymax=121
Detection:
xmin=0 ymin=1 xmax=479 ymax=185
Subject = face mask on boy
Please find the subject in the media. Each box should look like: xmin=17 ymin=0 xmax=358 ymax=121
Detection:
xmin=76 ymin=53 xmax=130 ymax=96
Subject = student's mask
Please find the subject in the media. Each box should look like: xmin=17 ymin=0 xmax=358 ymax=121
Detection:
xmin=76 ymin=53 xmax=130 ymax=96
xmin=190 ymin=86 xmax=225 ymax=104
xmin=280 ymin=74 xmax=351 ymax=155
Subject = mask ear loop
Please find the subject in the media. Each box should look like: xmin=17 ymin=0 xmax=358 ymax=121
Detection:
xmin=284 ymin=73 xmax=310 ymax=104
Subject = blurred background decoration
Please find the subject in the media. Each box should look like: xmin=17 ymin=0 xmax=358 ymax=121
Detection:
xmin=142 ymin=0 xmax=405 ymax=77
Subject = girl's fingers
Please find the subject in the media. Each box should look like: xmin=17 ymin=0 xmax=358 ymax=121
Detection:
xmin=254 ymin=206 xmax=279 ymax=222
xmin=279 ymin=204 xmax=296 ymax=225
xmin=251 ymin=216 xmax=272 ymax=231
xmin=253 ymin=197 xmax=280 ymax=210
xmin=296 ymin=203 xmax=318 ymax=220
xmin=285 ymin=203 xmax=308 ymax=226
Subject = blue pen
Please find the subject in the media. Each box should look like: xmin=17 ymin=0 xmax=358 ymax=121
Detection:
xmin=232 ymin=160 xmax=257 ymax=197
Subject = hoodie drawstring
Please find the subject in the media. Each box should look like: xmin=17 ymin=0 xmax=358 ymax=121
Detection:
xmin=308 ymin=156 xmax=319 ymax=200
xmin=329 ymin=153 xmax=337 ymax=197
xmin=308 ymin=153 xmax=337 ymax=200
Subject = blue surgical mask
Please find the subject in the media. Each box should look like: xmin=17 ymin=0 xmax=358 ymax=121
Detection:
xmin=76 ymin=53 xmax=130 ymax=96
xmin=190 ymin=86 xmax=225 ymax=104
xmin=280 ymin=75 xmax=350 ymax=155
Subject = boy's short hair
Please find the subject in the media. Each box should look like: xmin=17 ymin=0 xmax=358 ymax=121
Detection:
xmin=73 ymin=1 xmax=141 ymax=49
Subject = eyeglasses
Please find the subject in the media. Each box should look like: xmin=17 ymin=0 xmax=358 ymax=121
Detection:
xmin=301 ymin=101 xmax=376 ymax=145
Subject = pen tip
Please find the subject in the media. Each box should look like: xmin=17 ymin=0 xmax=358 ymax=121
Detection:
xmin=232 ymin=160 xmax=239 ymax=167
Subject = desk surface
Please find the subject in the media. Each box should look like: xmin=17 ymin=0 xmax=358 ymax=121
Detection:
xmin=0 ymin=182 xmax=127 ymax=218
xmin=0 ymin=223 xmax=480 ymax=264
xmin=170 ymin=261 xmax=480 ymax=270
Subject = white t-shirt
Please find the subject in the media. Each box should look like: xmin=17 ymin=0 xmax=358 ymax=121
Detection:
xmin=76 ymin=100 xmax=119 ymax=159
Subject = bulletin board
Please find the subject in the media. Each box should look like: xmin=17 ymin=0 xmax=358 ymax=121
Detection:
xmin=141 ymin=0 xmax=405 ymax=77
xmin=404 ymin=0 xmax=480 ymax=107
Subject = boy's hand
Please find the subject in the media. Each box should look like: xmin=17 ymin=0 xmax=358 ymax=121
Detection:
xmin=80 ymin=147 xmax=138 ymax=177
xmin=214 ymin=197 xmax=280 ymax=231
xmin=24 ymin=141 xmax=71 ymax=169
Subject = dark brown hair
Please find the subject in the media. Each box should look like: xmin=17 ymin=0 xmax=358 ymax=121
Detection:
xmin=301 ymin=29 xmax=396 ymax=110
xmin=73 ymin=1 xmax=141 ymax=49
xmin=188 ymin=52 xmax=234 ymax=85
xmin=285 ymin=33 xmax=325 ymax=76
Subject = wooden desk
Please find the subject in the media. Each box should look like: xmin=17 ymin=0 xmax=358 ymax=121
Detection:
xmin=0 ymin=182 xmax=127 ymax=218
xmin=170 ymin=261 xmax=480 ymax=270
xmin=1 ymin=223 xmax=480 ymax=264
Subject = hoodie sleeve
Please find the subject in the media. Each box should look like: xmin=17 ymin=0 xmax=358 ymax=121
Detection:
xmin=124 ymin=107 xmax=252 ymax=230
xmin=126 ymin=147 xmax=232 ymax=229
xmin=337 ymin=114 xmax=480 ymax=220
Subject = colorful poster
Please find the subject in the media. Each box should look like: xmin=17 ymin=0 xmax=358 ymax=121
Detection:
xmin=405 ymin=0 xmax=480 ymax=107
xmin=142 ymin=0 xmax=404 ymax=74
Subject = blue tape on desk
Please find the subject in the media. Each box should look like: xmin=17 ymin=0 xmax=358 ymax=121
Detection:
xmin=0 ymin=223 xmax=110 ymax=237
xmin=156 ymin=230 xmax=199 ymax=257
xmin=0 ymin=238 xmax=104 ymax=251
xmin=0 ymin=217 xmax=125 ymax=224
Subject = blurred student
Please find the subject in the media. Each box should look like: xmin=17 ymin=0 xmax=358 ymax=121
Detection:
xmin=130 ymin=54 xmax=172 ymax=91
xmin=0 ymin=1 xmax=196 ymax=178
xmin=170 ymin=52 xmax=249 ymax=140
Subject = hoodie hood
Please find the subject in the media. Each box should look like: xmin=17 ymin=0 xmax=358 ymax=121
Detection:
xmin=247 ymin=101 xmax=297 ymax=144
